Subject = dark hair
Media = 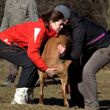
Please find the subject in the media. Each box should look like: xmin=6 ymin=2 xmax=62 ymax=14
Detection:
xmin=41 ymin=10 xmax=64 ymax=30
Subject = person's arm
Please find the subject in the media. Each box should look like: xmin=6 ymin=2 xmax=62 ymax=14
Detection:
xmin=70 ymin=23 xmax=85 ymax=62
xmin=27 ymin=26 xmax=58 ymax=77
xmin=27 ymin=27 xmax=48 ymax=71
xmin=0 ymin=0 xmax=9 ymax=31
xmin=28 ymin=0 xmax=39 ymax=21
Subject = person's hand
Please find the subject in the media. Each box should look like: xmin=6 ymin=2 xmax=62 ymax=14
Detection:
xmin=57 ymin=43 xmax=66 ymax=54
xmin=45 ymin=67 xmax=58 ymax=77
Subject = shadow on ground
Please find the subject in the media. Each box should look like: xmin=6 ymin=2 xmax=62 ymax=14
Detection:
xmin=100 ymin=100 xmax=110 ymax=110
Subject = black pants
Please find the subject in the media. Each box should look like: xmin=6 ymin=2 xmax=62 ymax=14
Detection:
xmin=68 ymin=49 xmax=95 ymax=108
xmin=68 ymin=62 xmax=84 ymax=108
xmin=0 ymin=41 xmax=38 ymax=88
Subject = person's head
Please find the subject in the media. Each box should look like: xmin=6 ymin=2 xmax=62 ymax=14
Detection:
xmin=54 ymin=4 xmax=70 ymax=23
xmin=41 ymin=4 xmax=70 ymax=33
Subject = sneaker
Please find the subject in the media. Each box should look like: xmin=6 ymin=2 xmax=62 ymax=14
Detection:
xmin=11 ymin=88 xmax=28 ymax=104
xmin=1 ymin=80 xmax=13 ymax=87
xmin=28 ymin=87 xmax=35 ymax=103
xmin=11 ymin=99 xmax=27 ymax=104
xmin=1 ymin=74 xmax=16 ymax=87
xmin=85 ymin=105 xmax=100 ymax=110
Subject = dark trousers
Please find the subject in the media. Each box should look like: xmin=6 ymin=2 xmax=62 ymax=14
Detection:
xmin=0 ymin=41 xmax=38 ymax=88
xmin=68 ymin=49 xmax=96 ymax=108
xmin=7 ymin=62 xmax=19 ymax=75
xmin=68 ymin=62 xmax=84 ymax=108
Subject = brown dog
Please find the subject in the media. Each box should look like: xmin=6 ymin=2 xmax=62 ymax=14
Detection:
xmin=38 ymin=31 xmax=72 ymax=107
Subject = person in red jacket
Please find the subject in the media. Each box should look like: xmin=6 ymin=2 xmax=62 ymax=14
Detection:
xmin=0 ymin=5 xmax=70 ymax=104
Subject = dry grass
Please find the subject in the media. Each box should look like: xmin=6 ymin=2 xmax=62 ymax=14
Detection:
xmin=0 ymin=60 xmax=110 ymax=110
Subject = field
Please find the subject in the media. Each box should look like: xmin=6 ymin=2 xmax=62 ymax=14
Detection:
xmin=0 ymin=60 xmax=110 ymax=110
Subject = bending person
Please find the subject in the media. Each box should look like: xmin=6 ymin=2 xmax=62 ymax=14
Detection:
xmin=0 ymin=5 xmax=70 ymax=104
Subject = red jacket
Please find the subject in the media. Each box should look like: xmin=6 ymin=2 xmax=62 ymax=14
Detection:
xmin=0 ymin=18 xmax=57 ymax=71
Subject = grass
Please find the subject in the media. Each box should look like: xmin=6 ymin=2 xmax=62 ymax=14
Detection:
xmin=0 ymin=60 xmax=110 ymax=110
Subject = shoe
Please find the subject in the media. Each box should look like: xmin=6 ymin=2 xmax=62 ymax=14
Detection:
xmin=85 ymin=105 xmax=100 ymax=110
xmin=1 ymin=74 xmax=16 ymax=87
xmin=1 ymin=80 xmax=13 ymax=87
xmin=11 ymin=88 xmax=28 ymax=104
xmin=11 ymin=99 xmax=27 ymax=104
xmin=27 ymin=87 xmax=35 ymax=103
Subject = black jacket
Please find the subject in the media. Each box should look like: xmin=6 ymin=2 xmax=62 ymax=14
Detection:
xmin=70 ymin=10 xmax=110 ymax=61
